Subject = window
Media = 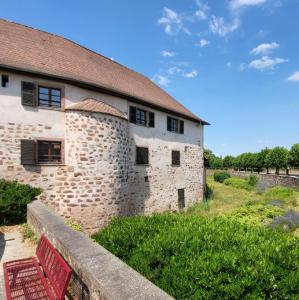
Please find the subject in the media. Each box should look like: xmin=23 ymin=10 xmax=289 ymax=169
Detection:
xmin=136 ymin=147 xmax=149 ymax=165
xmin=1 ymin=74 xmax=9 ymax=87
xmin=130 ymin=106 xmax=155 ymax=128
xmin=172 ymin=150 xmax=180 ymax=166
xmin=167 ymin=116 xmax=184 ymax=134
xmin=136 ymin=108 xmax=146 ymax=125
xmin=38 ymin=141 xmax=62 ymax=163
xmin=20 ymin=139 xmax=63 ymax=165
xmin=178 ymin=189 xmax=185 ymax=209
xmin=38 ymin=86 xmax=61 ymax=108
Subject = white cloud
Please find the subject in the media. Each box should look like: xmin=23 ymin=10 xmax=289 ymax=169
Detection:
xmin=209 ymin=16 xmax=240 ymax=37
xmin=248 ymin=56 xmax=288 ymax=71
xmin=152 ymin=74 xmax=170 ymax=86
xmin=167 ymin=66 xmax=198 ymax=78
xmin=161 ymin=50 xmax=176 ymax=57
xmin=230 ymin=0 xmax=267 ymax=11
xmin=287 ymin=71 xmax=299 ymax=82
xmin=221 ymin=143 xmax=228 ymax=147
xmin=197 ymin=39 xmax=210 ymax=47
xmin=195 ymin=9 xmax=207 ymax=20
xmin=250 ymin=42 xmax=280 ymax=55
xmin=184 ymin=70 xmax=198 ymax=78
xmin=158 ymin=7 xmax=191 ymax=35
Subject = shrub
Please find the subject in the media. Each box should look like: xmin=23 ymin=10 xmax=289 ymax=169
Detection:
xmin=264 ymin=186 xmax=294 ymax=200
xmin=93 ymin=214 xmax=299 ymax=299
xmin=0 ymin=179 xmax=42 ymax=225
xmin=248 ymin=174 xmax=258 ymax=186
xmin=223 ymin=177 xmax=252 ymax=190
xmin=204 ymin=184 xmax=213 ymax=199
xmin=213 ymin=171 xmax=230 ymax=183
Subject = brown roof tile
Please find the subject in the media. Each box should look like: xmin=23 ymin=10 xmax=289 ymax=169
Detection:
xmin=65 ymin=98 xmax=127 ymax=120
xmin=0 ymin=19 xmax=209 ymax=124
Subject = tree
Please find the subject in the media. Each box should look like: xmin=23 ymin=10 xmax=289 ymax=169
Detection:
xmin=256 ymin=148 xmax=270 ymax=173
xmin=289 ymin=143 xmax=299 ymax=168
xmin=223 ymin=156 xmax=234 ymax=169
xmin=203 ymin=149 xmax=214 ymax=168
xmin=265 ymin=147 xmax=289 ymax=175
xmin=209 ymin=156 xmax=223 ymax=169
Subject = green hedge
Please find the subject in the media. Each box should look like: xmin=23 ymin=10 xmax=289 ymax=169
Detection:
xmin=0 ymin=179 xmax=42 ymax=225
xmin=223 ymin=177 xmax=253 ymax=190
xmin=213 ymin=171 xmax=230 ymax=183
xmin=92 ymin=214 xmax=299 ymax=299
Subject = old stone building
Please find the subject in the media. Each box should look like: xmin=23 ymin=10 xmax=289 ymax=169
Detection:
xmin=0 ymin=19 xmax=209 ymax=232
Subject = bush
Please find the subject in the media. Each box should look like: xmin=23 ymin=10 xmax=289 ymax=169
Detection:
xmin=264 ymin=186 xmax=294 ymax=200
xmin=93 ymin=214 xmax=299 ymax=299
xmin=223 ymin=177 xmax=252 ymax=190
xmin=0 ymin=179 xmax=42 ymax=225
xmin=213 ymin=171 xmax=230 ymax=183
xmin=248 ymin=174 xmax=258 ymax=186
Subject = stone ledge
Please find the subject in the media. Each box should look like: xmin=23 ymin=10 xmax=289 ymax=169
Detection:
xmin=27 ymin=200 xmax=174 ymax=300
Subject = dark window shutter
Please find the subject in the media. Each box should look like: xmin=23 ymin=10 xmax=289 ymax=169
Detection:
xmin=21 ymin=139 xmax=36 ymax=165
xmin=149 ymin=112 xmax=155 ymax=128
xmin=179 ymin=120 xmax=184 ymax=134
xmin=178 ymin=189 xmax=185 ymax=209
xmin=136 ymin=147 xmax=149 ymax=165
xmin=129 ymin=106 xmax=136 ymax=124
xmin=167 ymin=117 xmax=171 ymax=131
xmin=21 ymin=82 xmax=36 ymax=106
xmin=172 ymin=150 xmax=180 ymax=166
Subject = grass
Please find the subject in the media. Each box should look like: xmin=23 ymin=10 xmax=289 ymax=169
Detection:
xmin=92 ymin=176 xmax=299 ymax=298
xmin=20 ymin=223 xmax=37 ymax=244
xmin=93 ymin=214 xmax=299 ymax=299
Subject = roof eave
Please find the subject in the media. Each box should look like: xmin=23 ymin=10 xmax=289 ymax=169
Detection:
xmin=0 ymin=64 xmax=210 ymax=125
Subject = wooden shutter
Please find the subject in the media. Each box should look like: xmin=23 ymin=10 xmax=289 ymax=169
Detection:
xmin=21 ymin=139 xmax=36 ymax=165
xmin=172 ymin=151 xmax=180 ymax=166
xmin=136 ymin=147 xmax=149 ymax=165
xmin=178 ymin=189 xmax=185 ymax=209
xmin=179 ymin=120 xmax=184 ymax=134
xmin=167 ymin=117 xmax=172 ymax=131
xmin=149 ymin=112 xmax=155 ymax=128
xmin=21 ymin=82 xmax=37 ymax=106
xmin=129 ymin=106 xmax=136 ymax=124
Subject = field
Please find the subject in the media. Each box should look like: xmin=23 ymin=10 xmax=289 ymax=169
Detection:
xmin=92 ymin=177 xmax=299 ymax=299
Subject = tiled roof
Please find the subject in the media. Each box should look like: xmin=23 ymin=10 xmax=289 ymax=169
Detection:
xmin=65 ymin=98 xmax=127 ymax=120
xmin=0 ymin=19 xmax=209 ymax=125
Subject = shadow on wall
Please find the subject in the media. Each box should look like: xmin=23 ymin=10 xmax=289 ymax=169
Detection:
xmin=0 ymin=232 xmax=5 ymax=261
xmin=126 ymin=165 xmax=150 ymax=216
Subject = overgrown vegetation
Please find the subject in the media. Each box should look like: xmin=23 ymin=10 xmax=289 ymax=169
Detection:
xmin=93 ymin=215 xmax=299 ymax=299
xmin=0 ymin=179 xmax=42 ymax=225
xmin=213 ymin=170 xmax=230 ymax=183
xmin=20 ymin=223 xmax=37 ymax=244
xmin=93 ymin=177 xmax=299 ymax=299
xmin=66 ymin=219 xmax=83 ymax=231
xmin=223 ymin=174 xmax=258 ymax=191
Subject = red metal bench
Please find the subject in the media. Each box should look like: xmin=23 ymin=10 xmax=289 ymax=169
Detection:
xmin=3 ymin=235 xmax=72 ymax=300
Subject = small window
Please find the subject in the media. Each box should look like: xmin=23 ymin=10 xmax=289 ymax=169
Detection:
xmin=178 ymin=189 xmax=185 ymax=209
xmin=129 ymin=106 xmax=155 ymax=127
xmin=38 ymin=86 xmax=61 ymax=108
xmin=1 ymin=74 xmax=9 ymax=87
xmin=136 ymin=108 xmax=147 ymax=125
xmin=172 ymin=150 xmax=180 ymax=166
xmin=136 ymin=147 xmax=149 ymax=165
xmin=38 ymin=140 xmax=62 ymax=164
xmin=167 ymin=116 xmax=184 ymax=134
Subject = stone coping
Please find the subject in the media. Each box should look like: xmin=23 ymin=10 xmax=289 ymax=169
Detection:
xmin=27 ymin=201 xmax=174 ymax=300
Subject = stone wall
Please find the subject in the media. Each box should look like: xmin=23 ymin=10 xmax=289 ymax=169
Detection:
xmin=53 ymin=111 xmax=130 ymax=232
xmin=28 ymin=201 xmax=174 ymax=300
xmin=207 ymin=169 xmax=299 ymax=191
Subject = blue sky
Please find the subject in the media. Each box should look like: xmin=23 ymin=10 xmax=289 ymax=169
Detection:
xmin=1 ymin=0 xmax=299 ymax=156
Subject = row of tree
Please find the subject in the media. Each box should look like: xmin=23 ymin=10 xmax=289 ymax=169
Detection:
xmin=204 ymin=144 xmax=299 ymax=175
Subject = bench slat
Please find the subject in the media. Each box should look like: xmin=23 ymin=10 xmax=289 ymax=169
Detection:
xmin=36 ymin=235 xmax=72 ymax=300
